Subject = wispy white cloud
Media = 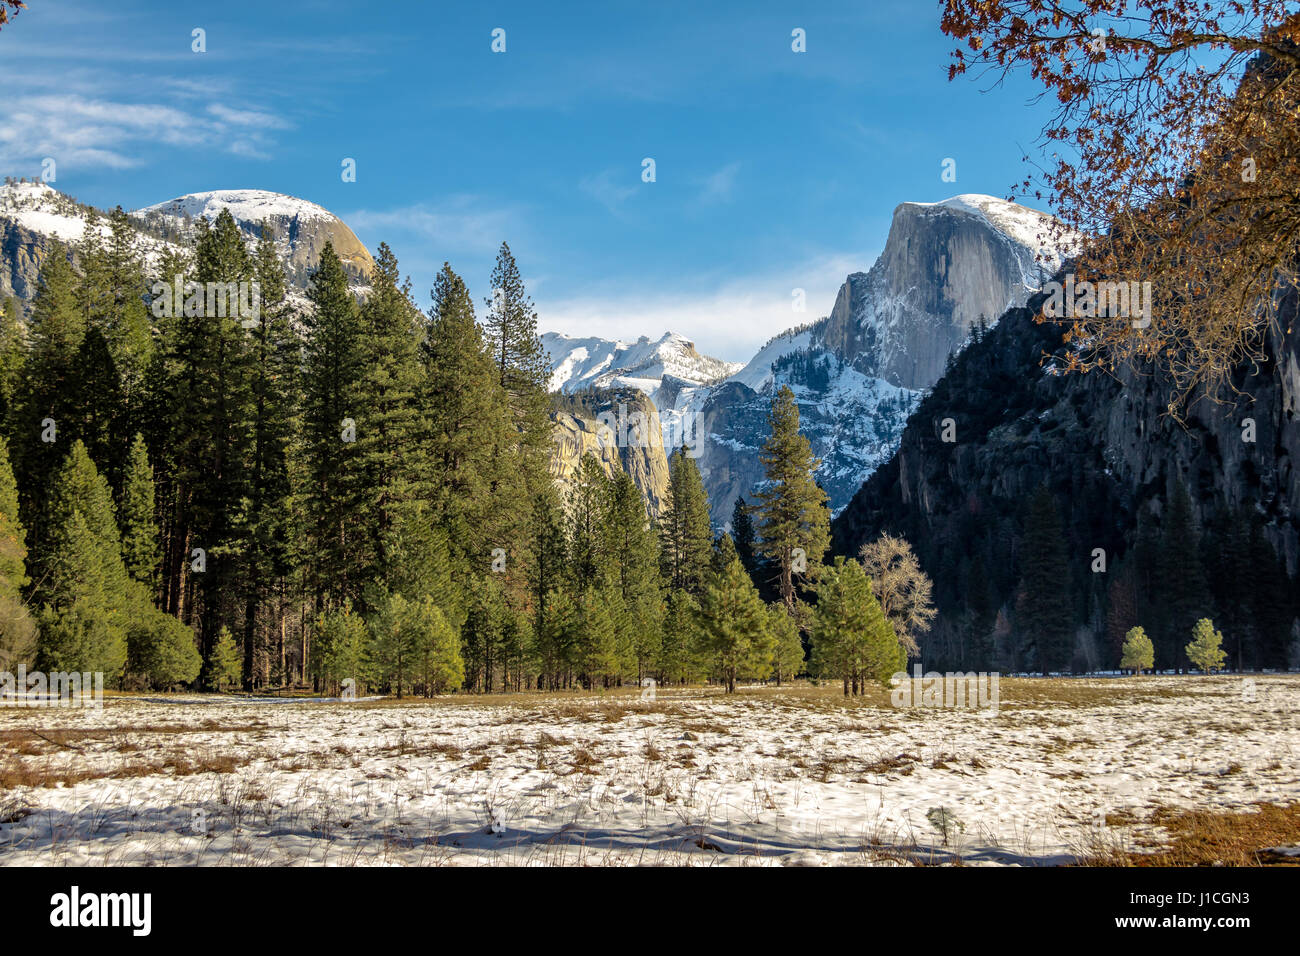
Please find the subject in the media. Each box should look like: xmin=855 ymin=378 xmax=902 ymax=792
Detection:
xmin=579 ymin=168 xmax=639 ymax=216
xmin=536 ymin=252 xmax=870 ymax=362
xmin=342 ymin=198 xmax=523 ymax=257
xmin=0 ymin=92 xmax=291 ymax=170
xmin=206 ymin=103 xmax=289 ymax=129
xmin=695 ymin=161 xmax=741 ymax=205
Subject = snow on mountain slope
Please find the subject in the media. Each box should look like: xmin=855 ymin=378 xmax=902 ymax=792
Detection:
xmin=0 ymin=180 xmax=185 ymax=303
xmin=543 ymin=331 xmax=741 ymax=402
xmin=140 ymin=189 xmax=339 ymax=225
xmin=136 ymin=188 xmax=375 ymax=282
xmin=684 ymin=194 xmax=1070 ymax=524
xmin=723 ymin=326 xmax=816 ymax=392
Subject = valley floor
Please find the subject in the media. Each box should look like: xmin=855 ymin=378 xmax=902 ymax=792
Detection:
xmin=1 ymin=676 xmax=1296 ymax=866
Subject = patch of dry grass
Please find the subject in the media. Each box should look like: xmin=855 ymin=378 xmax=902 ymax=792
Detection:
xmin=1083 ymin=802 xmax=1300 ymax=866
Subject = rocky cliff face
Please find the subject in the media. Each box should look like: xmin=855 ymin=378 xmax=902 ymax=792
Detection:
xmin=683 ymin=195 xmax=1064 ymax=527
xmin=548 ymin=390 xmax=672 ymax=516
xmin=831 ymin=276 xmax=1300 ymax=667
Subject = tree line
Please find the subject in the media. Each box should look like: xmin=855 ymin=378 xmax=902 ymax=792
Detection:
xmin=0 ymin=209 xmax=920 ymax=696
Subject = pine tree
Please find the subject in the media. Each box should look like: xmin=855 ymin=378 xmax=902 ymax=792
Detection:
xmin=235 ymin=224 xmax=300 ymax=688
xmin=731 ymin=496 xmax=759 ymax=581
xmin=1120 ymin=625 xmax=1154 ymax=675
xmin=119 ymin=433 xmax=158 ymax=590
xmin=354 ymin=242 xmax=425 ymax=594
xmin=567 ymin=454 xmax=611 ymax=591
xmin=67 ymin=326 xmax=126 ymax=489
xmin=657 ymin=590 xmax=701 ymax=684
xmin=538 ymin=586 xmax=578 ymax=689
xmin=210 ymin=626 xmax=242 ymax=691
xmin=311 ymin=602 xmax=366 ymax=695
xmin=810 ymin=557 xmax=903 ymax=695
xmin=14 ymin=240 xmax=84 ymax=536
xmin=767 ymin=602 xmax=804 ymax=684
xmin=483 ymin=241 xmax=551 ymax=471
xmin=166 ymin=210 xmax=257 ymax=673
xmin=659 ymin=447 xmax=713 ymax=595
xmin=576 ymin=584 xmax=621 ymax=688
xmin=0 ymin=297 xmax=26 ymax=425
xmin=602 ymin=469 xmax=662 ymax=679
xmin=125 ymin=582 xmax=201 ymax=690
xmin=367 ymin=592 xmax=423 ymax=697
xmin=301 ymin=241 xmax=363 ymax=612
xmin=755 ymin=386 xmax=829 ymax=611
xmin=406 ymin=594 xmax=464 ymax=695
xmin=420 ymin=263 xmax=506 ymax=586
xmin=33 ymin=441 xmax=131 ymax=681
xmin=1186 ymin=617 xmax=1227 ymax=673
xmin=527 ymin=483 xmax=568 ymax=651
xmin=694 ymin=535 xmax=770 ymax=692
xmin=1015 ymin=485 xmax=1073 ymax=674
xmin=0 ymin=435 xmax=33 ymax=669
xmin=81 ymin=206 xmax=153 ymax=417
xmin=462 ymin=574 xmax=507 ymax=692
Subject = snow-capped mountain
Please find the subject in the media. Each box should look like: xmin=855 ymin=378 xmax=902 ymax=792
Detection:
xmin=0 ymin=181 xmax=182 ymax=301
xmin=544 ymin=331 xmax=742 ymax=397
xmin=136 ymin=188 xmax=374 ymax=287
xmin=540 ymin=194 xmax=1070 ymax=526
xmin=0 ymin=181 xmax=372 ymax=309
xmin=690 ymin=194 xmax=1067 ymax=525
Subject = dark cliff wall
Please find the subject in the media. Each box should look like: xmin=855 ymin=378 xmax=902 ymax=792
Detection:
xmin=832 ymin=282 xmax=1300 ymax=673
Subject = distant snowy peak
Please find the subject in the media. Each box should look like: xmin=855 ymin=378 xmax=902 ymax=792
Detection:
xmin=136 ymin=188 xmax=374 ymax=277
xmin=542 ymin=331 xmax=742 ymax=397
xmin=139 ymin=189 xmax=338 ymax=226
xmin=722 ymin=326 xmax=817 ymax=393
xmin=0 ymin=180 xmax=115 ymax=245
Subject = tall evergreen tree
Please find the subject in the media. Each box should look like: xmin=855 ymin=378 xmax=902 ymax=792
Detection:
xmin=0 ymin=436 xmax=33 ymax=669
xmin=420 ymin=263 xmax=505 ymax=585
xmin=810 ymin=557 xmax=902 ymax=696
xmin=567 ymin=454 xmax=611 ymax=592
xmin=0 ymin=297 xmax=26 ymax=427
xmin=659 ymin=446 xmax=713 ymax=595
xmin=602 ymin=469 xmax=662 ymax=678
xmin=119 ymin=433 xmax=158 ymax=590
xmin=731 ymin=496 xmax=759 ymax=581
xmin=234 ymin=225 xmax=300 ymax=687
xmin=301 ymin=241 xmax=363 ymax=612
xmin=354 ymin=242 xmax=425 ymax=594
xmin=161 ymin=210 xmax=258 ymax=678
xmin=755 ymin=386 xmax=829 ymax=611
xmin=694 ymin=535 xmax=771 ymax=692
xmin=14 ymin=240 xmax=84 ymax=537
xmin=33 ymin=441 xmax=131 ymax=681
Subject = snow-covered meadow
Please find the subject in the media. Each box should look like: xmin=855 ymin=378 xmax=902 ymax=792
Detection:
xmin=1 ymin=676 xmax=1296 ymax=866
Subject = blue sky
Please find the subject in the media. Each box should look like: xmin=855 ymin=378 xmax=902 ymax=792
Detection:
xmin=0 ymin=0 xmax=1059 ymax=361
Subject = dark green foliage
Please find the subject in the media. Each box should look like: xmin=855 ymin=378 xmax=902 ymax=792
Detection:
xmin=1014 ymin=485 xmax=1073 ymax=674
xmin=756 ymin=386 xmax=830 ymax=610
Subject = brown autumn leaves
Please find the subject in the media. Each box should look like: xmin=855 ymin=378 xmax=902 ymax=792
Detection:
xmin=942 ymin=0 xmax=1300 ymax=415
